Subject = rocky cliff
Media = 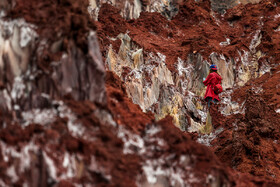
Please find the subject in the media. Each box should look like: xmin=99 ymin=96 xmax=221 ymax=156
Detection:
xmin=0 ymin=0 xmax=279 ymax=186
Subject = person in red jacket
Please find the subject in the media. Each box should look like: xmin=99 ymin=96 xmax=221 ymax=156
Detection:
xmin=203 ymin=64 xmax=222 ymax=108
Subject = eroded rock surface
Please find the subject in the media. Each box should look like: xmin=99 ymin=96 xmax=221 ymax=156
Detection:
xmin=97 ymin=0 xmax=280 ymax=131
xmin=209 ymin=65 xmax=280 ymax=183
xmin=96 ymin=0 xmax=280 ymax=184
xmin=88 ymin=0 xmax=180 ymax=20
xmin=0 ymin=0 xmax=279 ymax=186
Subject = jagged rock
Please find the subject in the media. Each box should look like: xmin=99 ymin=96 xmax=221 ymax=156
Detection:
xmin=53 ymin=32 xmax=106 ymax=104
xmin=0 ymin=4 xmax=106 ymax=116
xmin=0 ymin=19 xmax=36 ymax=80
xmin=106 ymin=33 xmax=175 ymax=113
xmin=0 ymin=0 xmax=279 ymax=186
xmin=89 ymin=0 xmax=179 ymax=20
xmin=209 ymin=53 xmax=234 ymax=89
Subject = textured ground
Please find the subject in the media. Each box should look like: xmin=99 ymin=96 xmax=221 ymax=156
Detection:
xmin=97 ymin=0 xmax=280 ymax=72
xmin=210 ymin=65 xmax=280 ymax=182
xmin=0 ymin=0 xmax=279 ymax=186
xmin=96 ymin=0 xmax=280 ymax=183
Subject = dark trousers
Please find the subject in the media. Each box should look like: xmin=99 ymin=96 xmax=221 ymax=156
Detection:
xmin=206 ymin=97 xmax=218 ymax=108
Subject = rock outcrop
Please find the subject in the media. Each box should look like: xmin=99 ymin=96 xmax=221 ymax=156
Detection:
xmin=0 ymin=0 xmax=279 ymax=186
xmin=88 ymin=0 xmax=180 ymax=20
xmin=97 ymin=0 xmax=280 ymax=131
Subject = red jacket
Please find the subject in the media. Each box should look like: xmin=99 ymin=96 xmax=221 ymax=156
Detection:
xmin=203 ymin=72 xmax=222 ymax=101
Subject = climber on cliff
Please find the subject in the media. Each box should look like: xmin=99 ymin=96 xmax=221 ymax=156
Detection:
xmin=203 ymin=64 xmax=222 ymax=108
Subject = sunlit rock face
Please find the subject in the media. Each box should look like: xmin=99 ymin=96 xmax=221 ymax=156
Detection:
xmin=104 ymin=29 xmax=270 ymax=130
xmin=106 ymin=34 xmax=174 ymax=112
xmin=99 ymin=0 xmax=280 ymax=132
xmin=0 ymin=0 xmax=280 ymax=186
xmin=88 ymin=0 xmax=179 ymax=20
xmin=106 ymin=33 xmax=211 ymax=130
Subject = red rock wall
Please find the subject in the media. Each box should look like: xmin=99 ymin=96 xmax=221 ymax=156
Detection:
xmin=0 ymin=0 xmax=279 ymax=186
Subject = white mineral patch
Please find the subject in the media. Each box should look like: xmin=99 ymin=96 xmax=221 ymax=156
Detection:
xmin=0 ymin=179 xmax=7 ymax=187
xmin=177 ymin=57 xmax=193 ymax=93
xmin=1 ymin=141 xmax=38 ymax=173
xmin=57 ymin=103 xmax=85 ymax=138
xmin=74 ymin=184 xmax=84 ymax=187
xmin=219 ymin=54 xmax=226 ymax=61
xmin=94 ymin=109 xmax=117 ymax=127
xmin=43 ymin=151 xmax=57 ymax=180
xmin=145 ymin=125 xmax=161 ymax=136
xmin=141 ymin=154 xmax=198 ymax=187
xmin=119 ymin=124 xmax=200 ymax=186
xmin=252 ymin=87 xmax=263 ymax=94
xmin=177 ymin=57 xmax=193 ymax=77
xmin=88 ymin=156 xmax=112 ymax=181
xmin=22 ymin=109 xmax=57 ymax=126
xmin=88 ymin=1 xmax=98 ymax=20
xmin=142 ymin=160 xmax=159 ymax=184
xmin=118 ymin=124 xmax=191 ymax=186
xmin=143 ymin=125 xmax=166 ymax=153
xmin=211 ymin=12 xmax=221 ymax=26
xmin=60 ymin=152 xmax=76 ymax=179
xmin=148 ymin=137 xmax=165 ymax=148
xmin=63 ymin=152 xmax=70 ymax=168
xmin=41 ymin=93 xmax=50 ymax=99
xmin=276 ymin=109 xmax=280 ymax=113
xmin=6 ymin=166 xmax=18 ymax=183
xmin=20 ymin=26 xmax=36 ymax=48
xmin=249 ymin=30 xmax=261 ymax=52
xmin=1 ymin=89 xmax=12 ymax=111
xmin=157 ymin=52 xmax=166 ymax=62
xmin=142 ymin=158 xmax=185 ymax=186
xmin=118 ymin=126 xmax=145 ymax=154
xmin=129 ymin=69 xmax=142 ymax=79
xmin=0 ymin=10 xmax=6 ymax=18
xmin=239 ymin=50 xmax=249 ymax=66
xmin=196 ymin=128 xmax=224 ymax=146
xmin=198 ymin=110 xmax=207 ymax=122
xmin=179 ymin=155 xmax=190 ymax=165
xmin=67 ymin=121 xmax=85 ymax=137
xmin=219 ymin=38 xmax=230 ymax=46
xmin=259 ymin=62 xmax=271 ymax=75
xmin=11 ymin=76 xmax=25 ymax=100
xmin=274 ymin=14 xmax=280 ymax=19
xmin=13 ymin=105 xmax=20 ymax=110
xmin=219 ymin=90 xmax=245 ymax=116
xmin=232 ymin=101 xmax=245 ymax=115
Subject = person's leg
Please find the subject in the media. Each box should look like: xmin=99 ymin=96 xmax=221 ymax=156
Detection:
xmin=213 ymin=99 xmax=218 ymax=104
xmin=207 ymin=98 xmax=218 ymax=108
xmin=207 ymin=97 xmax=211 ymax=108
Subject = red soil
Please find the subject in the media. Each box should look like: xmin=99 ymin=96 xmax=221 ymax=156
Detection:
xmin=96 ymin=0 xmax=280 ymax=184
xmin=0 ymin=0 xmax=279 ymax=185
xmin=96 ymin=0 xmax=280 ymax=73
xmin=210 ymin=65 xmax=280 ymax=182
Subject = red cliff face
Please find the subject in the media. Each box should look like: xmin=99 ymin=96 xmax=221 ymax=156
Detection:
xmin=0 ymin=0 xmax=279 ymax=186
